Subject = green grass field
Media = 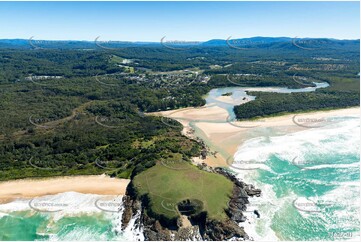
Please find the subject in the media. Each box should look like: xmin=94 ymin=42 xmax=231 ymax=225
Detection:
xmin=134 ymin=154 xmax=233 ymax=220
xmin=133 ymin=155 xmax=234 ymax=221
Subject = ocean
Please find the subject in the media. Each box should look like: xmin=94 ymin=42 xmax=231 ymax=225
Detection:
xmin=0 ymin=84 xmax=359 ymax=241
xmin=232 ymin=115 xmax=360 ymax=241
xmin=0 ymin=193 xmax=143 ymax=241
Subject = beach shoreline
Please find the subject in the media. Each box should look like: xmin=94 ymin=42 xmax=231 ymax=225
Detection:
xmin=160 ymin=105 xmax=359 ymax=240
xmin=0 ymin=174 xmax=130 ymax=205
xmin=1 ymin=106 xmax=358 ymax=207
xmin=155 ymin=106 xmax=359 ymax=167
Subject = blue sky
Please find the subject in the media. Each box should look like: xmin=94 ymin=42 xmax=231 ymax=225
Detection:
xmin=0 ymin=1 xmax=359 ymax=41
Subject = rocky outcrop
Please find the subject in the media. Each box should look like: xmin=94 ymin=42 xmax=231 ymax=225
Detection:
xmin=244 ymin=184 xmax=262 ymax=197
xmin=226 ymin=185 xmax=248 ymax=223
xmin=142 ymin=214 xmax=172 ymax=241
xmin=121 ymin=164 xmax=261 ymax=241
xmin=213 ymin=167 xmax=262 ymax=197
xmin=203 ymin=219 xmax=248 ymax=241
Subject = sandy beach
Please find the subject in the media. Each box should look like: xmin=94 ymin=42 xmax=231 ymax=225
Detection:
xmin=1 ymin=106 xmax=358 ymax=204
xmin=0 ymin=175 xmax=130 ymax=204
xmin=157 ymin=106 xmax=359 ymax=167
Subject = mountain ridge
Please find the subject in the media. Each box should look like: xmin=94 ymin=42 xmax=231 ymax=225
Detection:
xmin=0 ymin=37 xmax=359 ymax=49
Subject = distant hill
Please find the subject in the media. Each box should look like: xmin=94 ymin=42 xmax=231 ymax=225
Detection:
xmin=203 ymin=37 xmax=359 ymax=50
xmin=0 ymin=37 xmax=358 ymax=50
xmin=202 ymin=37 xmax=292 ymax=46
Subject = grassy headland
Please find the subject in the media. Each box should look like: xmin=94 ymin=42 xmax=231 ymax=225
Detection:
xmin=133 ymin=160 xmax=233 ymax=222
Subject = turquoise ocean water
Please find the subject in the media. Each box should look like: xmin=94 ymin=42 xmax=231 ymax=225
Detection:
xmin=0 ymin=193 xmax=143 ymax=241
xmin=232 ymin=116 xmax=360 ymax=241
xmin=204 ymin=85 xmax=359 ymax=241
xmin=0 ymin=84 xmax=358 ymax=241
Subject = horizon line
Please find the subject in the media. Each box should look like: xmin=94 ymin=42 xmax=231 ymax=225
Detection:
xmin=0 ymin=36 xmax=360 ymax=42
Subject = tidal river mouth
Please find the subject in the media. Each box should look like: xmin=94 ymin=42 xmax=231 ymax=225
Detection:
xmin=160 ymin=82 xmax=359 ymax=241
xmin=1 ymin=82 xmax=359 ymax=241
xmin=210 ymin=85 xmax=359 ymax=241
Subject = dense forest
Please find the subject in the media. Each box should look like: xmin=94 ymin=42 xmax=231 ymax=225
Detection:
xmin=0 ymin=38 xmax=359 ymax=180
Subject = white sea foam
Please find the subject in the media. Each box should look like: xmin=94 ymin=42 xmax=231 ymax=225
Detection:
xmin=48 ymin=227 xmax=111 ymax=241
xmin=0 ymin=192 xmax=145 ymax=241
xmin=306 ymin=179 xmax=360 ymax=187
xmin=235 ymin=180 xmax=281 ymax=241
xmin=0 ymin=192 xmax=120 ymax=221
xmin=295 ymin=185 xmax=361 ymax=239
xmin=234 ymin=117 xmax=359 ymax=169
xmin=232 ymin=115 xmax=360 ymax=240
xmin=320 ymin=185 xmax=360 ymax=226
xmin=122 ymin=211 xmax=144 ymax=241
xmin=0 ymin=198 xmax=30 ymax=212
xmin=302 ymin=163 xmax=359 ymax=170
